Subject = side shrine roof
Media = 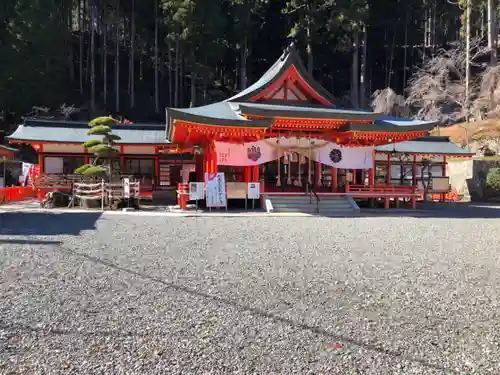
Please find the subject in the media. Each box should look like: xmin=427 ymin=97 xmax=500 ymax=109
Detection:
xmin=7 ymin=119 xmax=168 ymax=145
xmin=375 ymin=136 xmax=474 ymax=155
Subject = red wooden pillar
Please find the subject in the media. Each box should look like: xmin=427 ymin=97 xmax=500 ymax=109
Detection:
xmin=332 ymin=168 xmax=337 ymax=192
xmin=119 ymin=145 xmax=125 ymax=167
xmin=244 ymin=166 xmax=251 ymax=182
xmin=204 ymin=142 xmax=217 ymax=176
xmin=385 ymin=153 xmax=391 ymax=208
xmin=37 ymin=144 xmax=44 ymax=173
xmin=352 ymin=169 xmax=356 ymax=185
xmin=252 ymin=165 xmax=259 ymax=182
xmin=412 ymin=155 xmax=417 ymax=186
xmin=84 ymin=148 xmax=89 ymax=164
xmin=387 ymin=152 xmax=391 ymax=184
xmin=442 ymin=156 xmax=447 ymax=176
xmin=154 ymin=147 xmax=160 ymax=186
xmin=370 ymin=150 xmax=376 ymax=187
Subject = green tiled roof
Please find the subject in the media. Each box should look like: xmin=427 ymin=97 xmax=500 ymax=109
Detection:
xmin=376 ymin=136 xmax=474 ymax=155
xmin=7 ymin=119 xmax=168 ymax=145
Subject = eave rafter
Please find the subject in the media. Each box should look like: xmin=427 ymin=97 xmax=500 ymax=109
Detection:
xmin=247 ymin=116 xmax=372 ymax=130
xmin=174 ymin=120 xmax=268 ymax=138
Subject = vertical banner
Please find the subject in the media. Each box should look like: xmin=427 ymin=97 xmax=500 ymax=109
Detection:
xmin=205 ymin=173 xmax=227 ymax=208
xmin=27 ymin=164 xmax=40 ymax=187
xmin=20 ymin=162 xmax=33 ymax=186
xmin=123 ymin=178 xmax=130 ymax=198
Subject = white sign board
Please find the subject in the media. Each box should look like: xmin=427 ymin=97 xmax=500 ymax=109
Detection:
xmin=205 ymin=172 xmax=226 ymax=208
xmin=247 ymin=183 xmax=260 ymax=199
xmin=123 ymin=178 xmax=130 ymax=198
xmin=189 ymin=182 xmax=205 ymax=200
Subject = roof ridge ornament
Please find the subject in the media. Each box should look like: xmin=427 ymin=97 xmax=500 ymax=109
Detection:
xmin=282 ymin=38 xmax=297 ymax=60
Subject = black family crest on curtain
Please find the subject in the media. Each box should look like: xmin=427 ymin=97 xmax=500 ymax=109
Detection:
xmin=247 ymin=145 xmax=262 ymax=162
xmin=329 ymin=149 xmax=342 ymax=163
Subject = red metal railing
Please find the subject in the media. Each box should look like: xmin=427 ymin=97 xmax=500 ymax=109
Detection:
xmin=345 ymin=184 xmax=417 ymax=209
xmin=0 ymin=186 xmax=36 ymax=205
xmin=346 ymin=184 xmax=416 ymax=195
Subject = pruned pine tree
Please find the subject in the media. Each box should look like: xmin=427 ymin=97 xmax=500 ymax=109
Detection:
xmin=75 ymin=116 xmax=121 ymax=179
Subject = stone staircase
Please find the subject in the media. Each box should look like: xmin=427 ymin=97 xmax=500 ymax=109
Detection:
xmin=265 ymin=195 xmax=359 ymax=215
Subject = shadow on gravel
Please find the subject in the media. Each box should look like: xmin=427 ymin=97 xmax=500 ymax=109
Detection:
xmin=0 ymin=212 xmax=102 ymax=236
xmin=0 ymin=239 xmax=63 ymax=245
xmin=360 ymin=204 xmax=500 ymax=219
xmin=55 ymin=245 xmax=458 ymax=374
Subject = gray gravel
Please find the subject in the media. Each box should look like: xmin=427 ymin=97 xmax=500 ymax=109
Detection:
xmin=1 ymin=211 xmax=500 ymax=374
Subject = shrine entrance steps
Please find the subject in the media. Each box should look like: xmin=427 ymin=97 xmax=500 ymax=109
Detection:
xmin=265 ymin=195 xmax=359 ymax=216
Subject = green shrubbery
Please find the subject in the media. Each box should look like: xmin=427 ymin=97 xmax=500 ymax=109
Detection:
xmin=486 ymin=168 xmax=500 ymax=194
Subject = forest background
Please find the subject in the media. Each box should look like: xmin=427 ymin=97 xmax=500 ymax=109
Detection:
xmin=0 ymin=0 xmax=498 ymax=136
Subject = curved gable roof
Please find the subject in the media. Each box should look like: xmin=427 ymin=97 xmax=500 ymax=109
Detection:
xmin=227 ymin=44 xmax=335 ymax=105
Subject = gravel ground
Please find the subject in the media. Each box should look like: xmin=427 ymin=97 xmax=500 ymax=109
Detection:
xmin=1 ymin=211 xmax=500 ymax=374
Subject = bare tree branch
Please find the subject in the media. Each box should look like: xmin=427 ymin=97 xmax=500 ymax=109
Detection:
xmin=406 ymin=38 xmax=489 ymax=123
xmin=370 ymin=87 xmax=409 ymax=116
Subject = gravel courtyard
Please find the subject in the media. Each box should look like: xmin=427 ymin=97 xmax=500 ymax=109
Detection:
xmin=1 ymin=211 xmax=500 ymax=374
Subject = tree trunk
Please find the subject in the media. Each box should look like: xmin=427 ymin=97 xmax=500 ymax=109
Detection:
xmin=103 ymin=22 xmax=108 ymax=106
xmin=129 ymin=0 xmax=135 ymax=108
xmin=351 ymin=31 xmax=359 ymax=108
xmin=90 ymin=5 xmax=96 ymax=113
xmin=174 ymin=36 xmax=180 ymax=107
xmin=387 ymin=30 xmax=396 ymax=88
xmin=240 ymin=35 xmax=248 ymax=90
xmin=360 ymin=25 xmax=368 ymax=108
xmin=402 ymin=9 xmax=409 ymax=91
xmin=190 ymin=67 xmax=196 ymax=108
xmin=115 ymin=0 xmax=120 ymax=113
xmin=488 ymin=0 xmax=497 ymax=63
xmin=168 ymin=40 xmax=173 ymax=106
xmin=154 ymin=0 xmax=159 ymax=113
xmin=180 ymin=48 xmax=184 ymax=107
xmin=79 ymin=0 xmax=84 ymax=94
xmin=306 ymin=21 xmax=313 ymax=75
xmin=465 ymin=0 xmax=471 ymax=120
xmin=67 ymin=1 xmax=75 ymax=82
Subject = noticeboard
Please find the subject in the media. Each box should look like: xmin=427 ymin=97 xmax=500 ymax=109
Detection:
xmin=189 ymin=182 xmax=205 ymax=200
xmin=226 ymin=182 xmax=247 ymax=199
xmin=247 ymin=183 xmax=260 ymax=199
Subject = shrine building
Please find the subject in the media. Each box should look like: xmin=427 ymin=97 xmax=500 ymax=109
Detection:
xmin=7 ymin=44 xmax=473 ymax=209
